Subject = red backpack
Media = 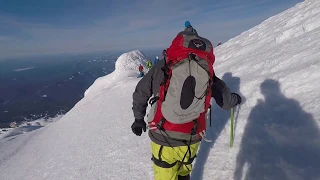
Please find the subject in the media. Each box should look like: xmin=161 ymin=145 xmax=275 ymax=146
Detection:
xmin=147 ymin=30 xmax=215 ymax=141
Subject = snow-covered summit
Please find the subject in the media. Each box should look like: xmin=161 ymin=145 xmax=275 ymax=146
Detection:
xmin=115 ymin=50 xmax=148 ymax=72
xmin=84 ymin=50 xmax=148 ymax=98
xmin=1 ymin=1 xmax=320 ymax=180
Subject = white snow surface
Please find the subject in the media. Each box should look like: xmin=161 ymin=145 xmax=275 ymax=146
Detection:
xmin=1 ymin=1 xmax=320 ymax=179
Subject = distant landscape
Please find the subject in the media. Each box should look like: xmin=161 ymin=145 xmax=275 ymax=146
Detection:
xmin=0 ymin=49 xmax=162 ymax=128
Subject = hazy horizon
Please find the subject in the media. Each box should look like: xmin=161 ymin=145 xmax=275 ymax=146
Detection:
xmin=0 ymin=0 xmax=302 ymax=58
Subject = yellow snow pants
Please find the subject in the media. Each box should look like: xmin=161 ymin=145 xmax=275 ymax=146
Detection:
xmin=151 ymin=141 xmax=200 ymax=180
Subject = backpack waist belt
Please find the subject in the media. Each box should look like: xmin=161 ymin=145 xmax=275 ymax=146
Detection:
xmin=151 ymin=154 xmax=196 ymax=168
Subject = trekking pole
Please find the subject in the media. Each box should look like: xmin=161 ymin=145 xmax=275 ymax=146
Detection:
xmin=233 ymin=104 xmax=241 ymax=138
xmin=230 ymin=107 xmax=234 ymax=148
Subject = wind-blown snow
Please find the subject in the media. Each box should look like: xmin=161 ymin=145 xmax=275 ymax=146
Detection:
xmin=1 ymin=1 xmax=320 ymax=179
xmin=13 ymin=67 xmax=35 ymax=72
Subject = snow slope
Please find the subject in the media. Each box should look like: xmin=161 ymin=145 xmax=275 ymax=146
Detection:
xmin=1 ymin=0 xmax=320 ymax=179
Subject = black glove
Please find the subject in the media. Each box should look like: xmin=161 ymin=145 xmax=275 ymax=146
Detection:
xmin=231 ymin=93 xmax=242 ymax=105
xmin=131 ymin=119 xmax=146 ymax=136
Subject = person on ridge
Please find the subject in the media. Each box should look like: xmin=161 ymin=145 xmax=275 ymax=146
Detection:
xmin=137 ymin=64 xmax=144 ymax=78
xmin=146 ymin=60 xmax=153 ymax=71
xmin=131 ymin=21 xmax=242 ymax=180
xmin=162 ymin=49 xmax=167 ymax=61
xmin=153 ymin=56 xmax=159 ymax=66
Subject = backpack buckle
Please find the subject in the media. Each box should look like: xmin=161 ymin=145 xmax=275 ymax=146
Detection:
xmin=191 ymin=120 xmax=198 ymax=135
xmin=156 ymin=118 xmax=166 ymax=131
xmin=149 ymin=96 xmax=159 ymax=106
xmin=147 ymin=122 xmax=157 ymax=130
xmin=188 ymin=53 xmax=197 ymax=61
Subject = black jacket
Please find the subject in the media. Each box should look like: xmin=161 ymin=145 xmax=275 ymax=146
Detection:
xmin=132 ymin=60 xmax=239 ymax=146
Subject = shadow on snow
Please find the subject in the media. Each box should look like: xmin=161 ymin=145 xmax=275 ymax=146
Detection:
xmin=192 ymin=72 xmax=245 ymax=180
xmin=234 ymin=79 xmax=320 ymax=180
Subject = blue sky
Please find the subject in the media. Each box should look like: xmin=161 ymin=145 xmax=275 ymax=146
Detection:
xmin=0 ymin=0 xmax=302 ymax=58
